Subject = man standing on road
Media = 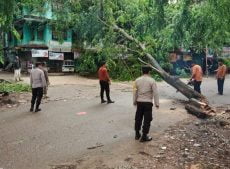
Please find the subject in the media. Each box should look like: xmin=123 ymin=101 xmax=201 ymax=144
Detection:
xmin=30 ymin=62 xmax=46 ymax=112
xmin=98 ymin=61 xmax=114 ymax=104
xmin=13 ymin=56 xmax=22 ymax=82
xmin=41 ymin=62 xmax=50 ymax=98
xmin=190 ymin=63 xmax=203 ymax=93
xmin=133 ymin=66 xmax=159 ymax=142
xmin=216 ymin=59 xmax=227 ymax=95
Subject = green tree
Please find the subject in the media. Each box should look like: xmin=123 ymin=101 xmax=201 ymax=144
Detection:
xmin=1 ymin=0 xmax=230 ymax=93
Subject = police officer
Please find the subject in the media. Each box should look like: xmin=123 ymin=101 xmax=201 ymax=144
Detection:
xmin=133 ymin=66 xmax=159 ymax=142
xmin=30 ymin=62 xmax=46 ymax=112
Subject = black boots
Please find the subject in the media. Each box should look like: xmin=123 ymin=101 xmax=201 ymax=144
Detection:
xmin=101 ymin=100 xmax=107 ymax=103
xmin=135 ymin=131 xmax=141 ymax=140
xmin=107 ymin=100 xmax=115 ymax=104
xmin=101 ymin=99 xmax=115 ymax=104
xmin=30 ymin=104 xmax=41 ymax=112
xmin=35 ymin=108 xmax=41 ymax=112
xmin=30 ymin=104 xmax=34 ymax=112
xmin=135 ymin=132 xmax=152 ymax=142
xmin=140 ymin=134 xmax=152 ymax=142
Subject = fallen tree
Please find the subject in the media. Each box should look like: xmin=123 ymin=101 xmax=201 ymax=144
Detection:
xmin=100 ymin=22 xmax=215 ymax=118
xmin=110 ymin=24 xmax=205 ymax=99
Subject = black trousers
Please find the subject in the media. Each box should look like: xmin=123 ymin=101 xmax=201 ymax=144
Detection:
xmin=194 ymin=80 xmax=202 ymax=93
xmin=217 ymin=78 xmax=225 ymax=95
xmin=31 ymin=87 xmax=43 ymax=109
xmin=100 ymin=80 xmax=111 ymax=101
xmin=135 ymin=102 xmax=153 ymax=135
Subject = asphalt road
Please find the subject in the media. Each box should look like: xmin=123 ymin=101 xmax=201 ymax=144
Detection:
xmin=0 ymin=74 xmax=229 ymax=169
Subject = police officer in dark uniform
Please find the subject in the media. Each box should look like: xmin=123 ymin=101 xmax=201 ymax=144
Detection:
xmin=133 ymin=66 xmax=159 ymax=142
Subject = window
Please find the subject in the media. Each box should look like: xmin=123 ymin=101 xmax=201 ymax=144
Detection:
xmin=9 ymin=32 xmax=12 ymax=42
xmin=63 ymin=31 xmax=67 ymax=40
xmin=18 ymin=29 xmax=23 ymax=41
xmin=52 ymin=31 xmax=59 ymax=41
xmin=31 ymin=28 xmax=35 ymax=41
xmin=52 ymin=0 xmax=62 ymax=11
xmin=31 ymin=27 xmax=43 ymax=41
xmin=52 ymin=30 xmax=67 ymax=41
xmin=37 ymin=29 xmax=43 ymax=40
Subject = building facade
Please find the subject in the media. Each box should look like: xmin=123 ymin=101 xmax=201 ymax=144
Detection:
xmin=4 ymin=3 xmax=74 ymax=72
xmin=169 ymin=48 xmax=220 ymax=75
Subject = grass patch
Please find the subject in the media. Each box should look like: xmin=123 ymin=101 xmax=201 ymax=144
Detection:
xmin=0 ymin=82 xmax=31 ymax=93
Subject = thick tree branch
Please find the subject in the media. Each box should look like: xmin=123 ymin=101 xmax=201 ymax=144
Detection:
xmin=98 ymin=19 xmax=205 ymax=101
xmin=137 ymin=58 xmax=162 ymax=74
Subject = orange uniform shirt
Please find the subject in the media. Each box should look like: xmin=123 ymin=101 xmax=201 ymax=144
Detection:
xmin=216 ymin=64 xmax=227 ymax=79
xmin=192 ymin=65 xmax=203 ymax=81
xmin=98 ymin=66 xmax=110 ymax=81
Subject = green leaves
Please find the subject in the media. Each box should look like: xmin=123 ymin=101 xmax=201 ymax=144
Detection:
xmin=12 ymin=27 xmax=21 ymax=41
xmin=1 ymin=0 xmax=229 ymax=80
xmin=0 ymin=82 xmax=31 ymax=93
xmin=0 ymin=0 xmax=15 ymax=29
xmin=172 ymin=0 xmax=230 ymax=51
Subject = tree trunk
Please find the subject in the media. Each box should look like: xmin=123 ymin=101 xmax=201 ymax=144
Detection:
xmin=97 ymin=21 xmax=216 ymax=118
xmin=112 ymin=24 xmax=206 ymax=101
xmin=185 ymin=98 xmax=215 ymax=118
xmin=185 ymin=104 xmax=208 ymax=118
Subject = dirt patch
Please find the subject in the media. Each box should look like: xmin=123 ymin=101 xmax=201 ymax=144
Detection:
xmin=122 ymin=110 xmax=229 ymax=169
xmin=66 ymin=107 xmax=230 ymax=169
xmin=0 ymin=92 xmax=31 ymax=110
xmin=50 ymin=164 xmax=76 ymax=169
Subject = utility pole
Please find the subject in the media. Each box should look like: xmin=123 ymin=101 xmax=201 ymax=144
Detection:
xmin=205 ymin=46 xmax=208 ymax=77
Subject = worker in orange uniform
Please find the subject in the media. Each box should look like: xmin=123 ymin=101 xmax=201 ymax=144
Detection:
xmin=216 ymin=59 xmax=227 ymax=95
xmin=190 ymin=62 xmax=203 ymax=93
xmin=98 ymin=61 xmax=114 ymax=104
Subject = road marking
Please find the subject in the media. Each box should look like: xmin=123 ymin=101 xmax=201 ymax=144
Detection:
xmin=77 ymin=112 xmax=87 ymax=115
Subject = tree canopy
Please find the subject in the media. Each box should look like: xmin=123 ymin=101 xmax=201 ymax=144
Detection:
xmin=1 ymin=0 xmax=230 ymax=78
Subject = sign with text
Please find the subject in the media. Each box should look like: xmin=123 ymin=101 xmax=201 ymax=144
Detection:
xmin=49 ymin=52 xmax=64 ymax=60
xmin=31 ymin=49 xmax=48 ymax=58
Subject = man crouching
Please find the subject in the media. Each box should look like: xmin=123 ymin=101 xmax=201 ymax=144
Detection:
xmin=133 ymin=66 xmax=159 ymax=142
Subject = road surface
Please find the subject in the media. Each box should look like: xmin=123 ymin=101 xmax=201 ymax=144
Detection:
xmin=0 ymin=74 xmax=229 ymax=169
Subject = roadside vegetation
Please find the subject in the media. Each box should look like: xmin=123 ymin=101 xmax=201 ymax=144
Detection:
xmin=0 ymin=82 xmax=31 ymax=93
xmin=223 ymin=58 xmax=230 ymax=71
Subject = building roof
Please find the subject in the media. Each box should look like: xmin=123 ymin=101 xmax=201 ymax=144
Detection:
xmin=16 ymin=44 xmax=48 ymax=49
xmin=14 ymin=15 xmax=47 ymax=25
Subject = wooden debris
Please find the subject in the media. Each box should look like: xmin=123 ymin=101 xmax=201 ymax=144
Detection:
xmin=87 ymin=143 xmax=104 ymax=150
xmin=185 ymin=98 xmax=216 ymax=118
xmin=190 ymin=164 xmax=203 ymax=169
xmin=50 ymin=164 xmax=76 ymax=169
xmin=189 ymin=98 xmax=207 ymax=108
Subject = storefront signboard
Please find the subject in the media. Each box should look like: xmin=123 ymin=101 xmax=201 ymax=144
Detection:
xmin=31 ymin=49 xmax=48 ymax=58
xmin=49 ymin=52 xmax=64 ymax=60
